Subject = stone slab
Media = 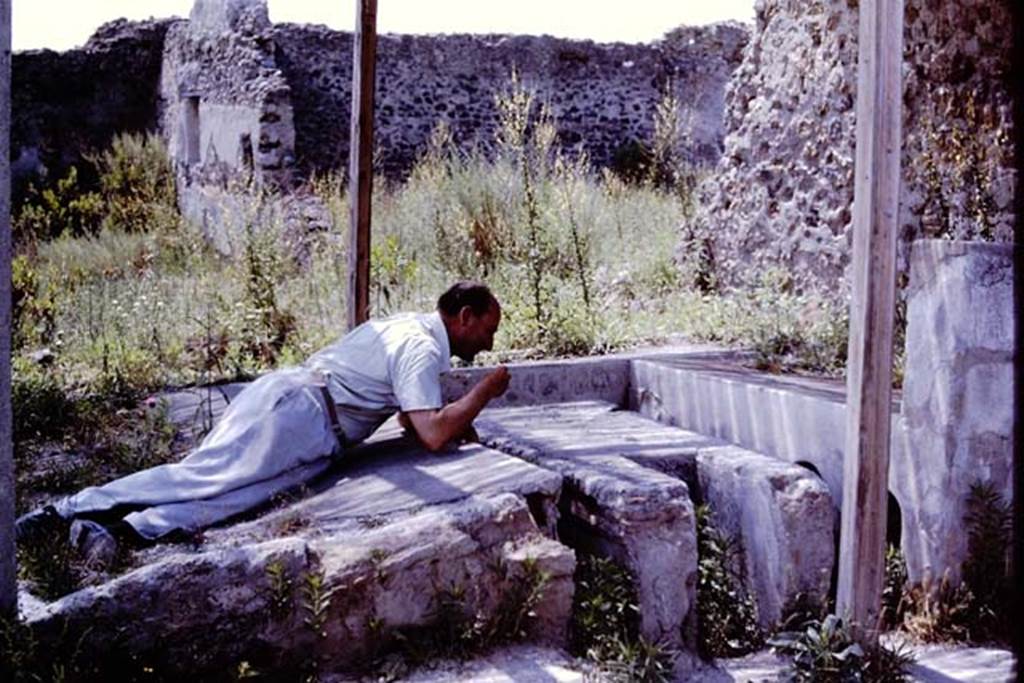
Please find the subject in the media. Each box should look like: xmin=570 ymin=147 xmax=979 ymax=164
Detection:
xmin=629 ymin=358 xmax=905 ymax=514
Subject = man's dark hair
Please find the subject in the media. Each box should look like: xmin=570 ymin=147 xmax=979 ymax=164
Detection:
xmin=437 ymin=281 xmax=498 ymax=317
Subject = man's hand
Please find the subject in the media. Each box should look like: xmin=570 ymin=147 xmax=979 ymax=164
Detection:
xmin=479 ymin=366 xmax=510 ymax=400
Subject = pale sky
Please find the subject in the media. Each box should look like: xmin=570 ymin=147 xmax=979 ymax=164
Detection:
xmin=14 ymin=1 xmax=754 ymax=52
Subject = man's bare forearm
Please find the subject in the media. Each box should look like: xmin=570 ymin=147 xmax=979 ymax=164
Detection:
xmin=406 ymin=367 xmax=509 ymax=451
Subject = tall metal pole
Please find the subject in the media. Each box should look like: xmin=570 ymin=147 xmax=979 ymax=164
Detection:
xmin=836 ymin=0 xmax=904 ymax=643
xmin=0 ymin=0 xmax=16 ymax=618
xmin=347 ymin=0 xmax=378 ymax=330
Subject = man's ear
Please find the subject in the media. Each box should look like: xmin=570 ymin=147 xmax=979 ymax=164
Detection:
xmin=457 ymin=305 xmax=474 ymax=328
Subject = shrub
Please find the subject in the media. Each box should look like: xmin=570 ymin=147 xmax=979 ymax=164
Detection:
xmin=11 ymin=356 xmax=75 ymax=447
xmin=93 ymin=132 xmax=178 ymax=234
xmin=770 ymin=614 xmax=914 ymax=682
xmin=11 ymin=254 xmax=57 ymax=350
xmin=13 ymin=166 xmax=104 ymax=242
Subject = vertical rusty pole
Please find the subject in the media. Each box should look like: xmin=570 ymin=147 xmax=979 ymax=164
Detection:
xmin=347 ymin=0 xmax=378 ymax=329
xmin=836 ymin=0 xmax=904 ymax=643
xmin=0 ymin=0 xmax=15 ymax=618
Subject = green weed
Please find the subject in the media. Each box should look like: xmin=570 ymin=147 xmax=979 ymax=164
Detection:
xmin=898 ymin=481 xmax=1012 ymax=644
xmin=571 ymin=555 xmax=674 ymax=682
xmin=265 ymin=560 xmax=294 ymax=619
xmin=770 ymin=614 xmax=914 ymax=682
xmin=695 ymin=504 xmax=763 ymax=658
xmin=880 ymin=544 xmax=908 ymax=631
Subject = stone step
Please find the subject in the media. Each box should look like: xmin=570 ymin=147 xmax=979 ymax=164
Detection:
xmin=476 ymin=401 xmax=835 ymax=632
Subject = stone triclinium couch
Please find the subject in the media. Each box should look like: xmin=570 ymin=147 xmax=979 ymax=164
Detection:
xmin=18 ymin=240 xmax=1011 ymax=676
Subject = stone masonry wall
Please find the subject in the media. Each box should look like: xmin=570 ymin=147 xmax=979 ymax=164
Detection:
xmin=11 ymin=19 xmax=174 ymax=193
xmin=11 ymin=2 xmax=748 ymax=191
xmin=160 ymin=0 xmax=295 ymax=190
xmin=271 ymin=22 xmax=748 ymax=178
xmin=689 ymin=0 xmax=1016 ymax=296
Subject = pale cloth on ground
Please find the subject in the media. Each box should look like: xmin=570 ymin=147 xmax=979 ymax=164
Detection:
xmin=57 ymin=312 xmax=451 ymax=539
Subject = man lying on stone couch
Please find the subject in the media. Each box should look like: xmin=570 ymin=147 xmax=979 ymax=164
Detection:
xmin=16 ymin=281 xmax=510 ymax=564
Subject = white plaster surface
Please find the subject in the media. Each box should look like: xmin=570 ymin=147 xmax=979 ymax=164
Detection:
xmin=896 ymin=240 xmax=1016 ymax=582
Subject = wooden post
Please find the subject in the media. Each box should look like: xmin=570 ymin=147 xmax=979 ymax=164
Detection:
xmin=0 ymin=0 xmax=15 ymax=617
xmin=347 ymin=0 xmax=378 ymax=330
xmin=836 ymin=0 xmax=904 ymax=642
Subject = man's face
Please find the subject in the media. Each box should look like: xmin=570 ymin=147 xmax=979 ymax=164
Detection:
xmin=454 ymin=304 xmax=501 ymax=362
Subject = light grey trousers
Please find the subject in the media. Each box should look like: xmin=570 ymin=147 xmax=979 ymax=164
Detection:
xmin=57 ymin=368 xmax=344 ymax=539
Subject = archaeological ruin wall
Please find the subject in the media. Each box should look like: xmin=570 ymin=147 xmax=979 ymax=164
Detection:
xmin=270 ymin=21 xmax=748 ymax=178
xmin=11 ymin=19 xmax=173 ymax=195
xmin=160 ymin=0 xmax=295 ymax=191
xmin=10 ymin=0 xmax=748 ymax=193
xmin=689 ymin=0 xmax=1016 ymax=296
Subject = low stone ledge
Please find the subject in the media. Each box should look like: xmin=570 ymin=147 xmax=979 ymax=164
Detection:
xmin=477 ymin=400 xmax=835 ymax=635
xmin=442 ymin=357 xmax=631 ymax=409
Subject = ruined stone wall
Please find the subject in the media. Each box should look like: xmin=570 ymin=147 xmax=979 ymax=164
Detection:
xmin=12 ymin=1 xmax=748 ymax=189
xmin=11 ymin=19 xmax=174 ymax=192
xmin=690 ymin=0 xmax=1016 ymax=296
xmin=159 ymin=0 xmax=295 ymax=190
xmin=271 ymin=22 xmax=748 ymax=178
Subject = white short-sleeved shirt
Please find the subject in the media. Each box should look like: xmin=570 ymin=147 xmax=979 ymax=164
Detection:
xmin=304 ymin=312 xmax=452 ymax=443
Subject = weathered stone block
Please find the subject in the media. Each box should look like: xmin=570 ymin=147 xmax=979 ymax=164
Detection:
xmin=479 ymin=401 xmax=836 ymax=634
xmin=20 ymin=427 xmax=574 ymax=676
xmin=477 ymin=402 xmax=700 ymax=652
xmin=696 ymin=444 xmax=836 ymax=628
xmin=894 ymin=239 xmax=1016 ymax=583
